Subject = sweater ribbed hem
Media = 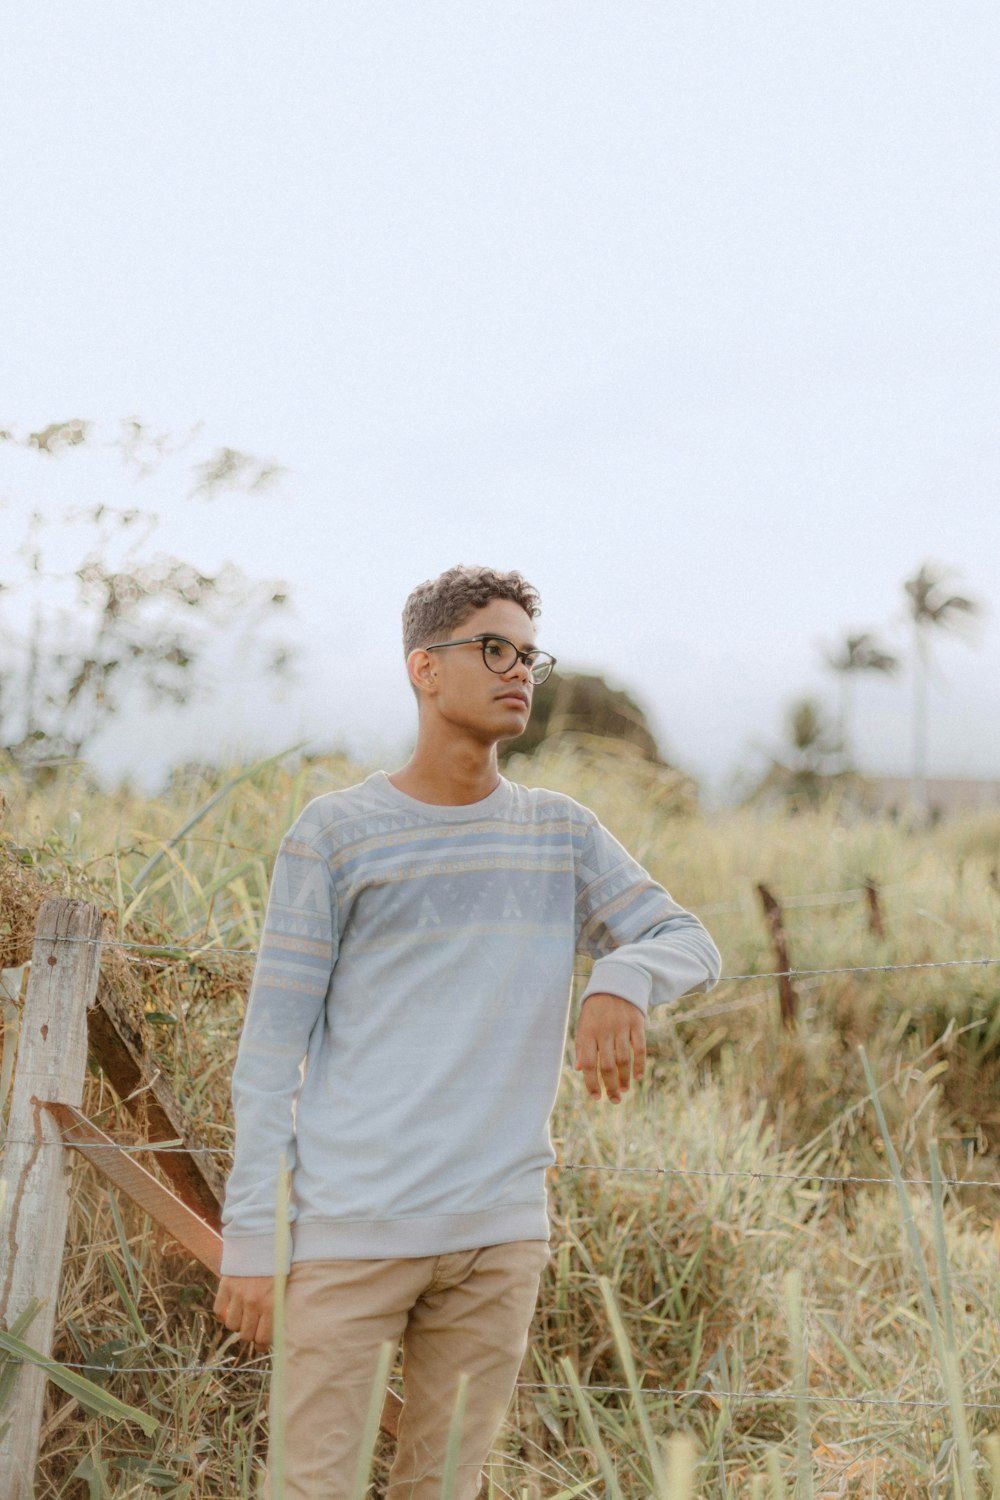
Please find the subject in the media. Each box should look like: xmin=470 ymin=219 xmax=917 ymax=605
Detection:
xmin=220 ymin=1203 xmax=551 ymax=1276
xmin=292 ymin=1202 xmax=550 ymax=1262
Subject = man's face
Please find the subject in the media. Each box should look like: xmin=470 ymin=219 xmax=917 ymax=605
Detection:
xmin=417 ymin=598 xmax=540 ymax=744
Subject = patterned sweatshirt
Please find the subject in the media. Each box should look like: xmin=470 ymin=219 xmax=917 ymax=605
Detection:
xmin=220 ymin=772 xmax=721 ymax=1275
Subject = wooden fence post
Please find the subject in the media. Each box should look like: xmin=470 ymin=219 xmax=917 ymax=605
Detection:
xmin=756 ymin=883 xmax=799 ymax=1030
xmin=864 ymin=878 xmax=886 ymax=939
xmin=0 ymin=898 xmax=103 ymax=1500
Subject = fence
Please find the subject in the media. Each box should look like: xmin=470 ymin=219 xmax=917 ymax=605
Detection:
xmin=2 ymin=888 xmax=1000 ymax=1496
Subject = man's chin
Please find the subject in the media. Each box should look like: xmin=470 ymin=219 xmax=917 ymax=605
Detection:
xmin=495 ymin=719 xmax=529 ymax=744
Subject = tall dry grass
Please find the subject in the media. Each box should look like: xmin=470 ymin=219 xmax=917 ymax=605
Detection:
xmin=2 ymin=744 xmax=1000 ymax=1496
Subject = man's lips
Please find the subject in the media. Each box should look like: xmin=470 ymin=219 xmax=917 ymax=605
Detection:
xmin=496 ymin=690 xmax=530 ymax=707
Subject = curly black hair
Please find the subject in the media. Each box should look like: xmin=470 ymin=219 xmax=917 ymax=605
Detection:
xmin=401 ymin=566 xmax=541 ymax=657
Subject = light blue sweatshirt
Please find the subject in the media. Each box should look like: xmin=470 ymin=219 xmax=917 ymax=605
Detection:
xmin=220 ymin=772 xmax=721 ymax=1275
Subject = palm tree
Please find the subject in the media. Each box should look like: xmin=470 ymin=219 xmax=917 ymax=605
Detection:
xmin=903 ymin=563 xmax=981 ymax=813
xmin=777 ymin=696 xmax=844 ymax=805
xmin=824 ymin=631 xmax=899 ymax=759
xmin=788 ymin=697 xmax=841 ymax=773
xmin=746 ymin=697 xmax=844 ymax=809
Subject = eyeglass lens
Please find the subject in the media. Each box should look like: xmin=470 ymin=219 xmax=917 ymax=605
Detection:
xmin=481 ymin=638 xmax=553 ymax=684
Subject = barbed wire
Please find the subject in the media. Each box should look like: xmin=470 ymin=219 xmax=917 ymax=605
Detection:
xmin=4 ymin=1132 xmax=1000 ymax=1193
xmin=699 ymin=887 xmax=862 ymax=916
xmin=696 ymin=876 xmax=933 ymax=917
xmin=7 ymin=1354 xmax=1000 ymax=1413
xmin=522 ymin=1381 xmax=1000 ymax=1413
xmin=554 ymin=1160 xmax=1000 ymax=1190
xmin=720 ymin=956 xmax=1000 ymax=983
xmin=10 ymin=929 xmax=1000 ymax=984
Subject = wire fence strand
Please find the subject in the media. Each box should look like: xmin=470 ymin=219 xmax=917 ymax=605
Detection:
xmin=8 ymin=929 xmax=1000 ymax=983
xmin=4 ymin=1133 xmax=999 ymax=1192
xmin=8 ymin=1356 xmax=1000 ymax=1413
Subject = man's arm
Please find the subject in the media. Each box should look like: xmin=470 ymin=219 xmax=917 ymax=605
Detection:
xmin=218 ymin=821 xmax=339 ymax=1282
xmin=574 ymin=814 xmax=721 ymax=1101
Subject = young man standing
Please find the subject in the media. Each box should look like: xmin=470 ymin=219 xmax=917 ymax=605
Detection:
xmin=214 ymin=565 xmax=720 ymax=1499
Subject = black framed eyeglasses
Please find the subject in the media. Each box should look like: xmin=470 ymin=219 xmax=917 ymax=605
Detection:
xmin=424 ymin=633 xmax=557 ymax=685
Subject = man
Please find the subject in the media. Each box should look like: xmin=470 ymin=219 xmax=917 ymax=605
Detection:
xmin=214 ymin=565 xmax=720 ymax=1498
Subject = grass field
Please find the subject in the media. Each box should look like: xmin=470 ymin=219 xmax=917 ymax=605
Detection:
xmin=3 ymin=741 xmax=1000 ymax=1497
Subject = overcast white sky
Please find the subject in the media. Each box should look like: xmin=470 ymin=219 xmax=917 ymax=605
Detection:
xmin=2 ymin=3 xmax=998 ymax=799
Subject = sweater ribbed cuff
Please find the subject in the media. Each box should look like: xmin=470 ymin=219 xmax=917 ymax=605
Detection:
xmin=580 ymin=959 xmax=651 ymax=1015
xmin=220 ymin=1233 xmax=290 ymax=1278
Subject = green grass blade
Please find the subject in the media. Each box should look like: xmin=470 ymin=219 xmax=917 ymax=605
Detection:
xmin=0 ymin=1328 xmax=159 ymax=1434
xmin=439 ymin=1370 xmax=470 ymax=1500
xmin=930 ymin=1142 xmax=975 ymax=1500
xmin=766 ymin=1449 xmax=787 ymax=1499
xmin=858 ymin=1049 xmax=944 ymax=1360
xmin=0 ymin=1297 xmax=44 ymax=1412
xmin=107 ymin=1186 xmax=141 ymax=1300
xmin=103 ymin=1251 xmax=146 ymax=1340
xmin=349 ymin=1341 xmax=394 ymax=1500
xmin=814 ymin=1315 xmax=874 ymax=1390
xmin=663 ymin=1433 xmax=698 ymax=1500
xmin=558 ymin=1356 xmax=624 ymax=1500
xmin=784 ymin=1271 xmax=813 ymax=1500
xmin=860 ymin=1051 xmax=976 ymax=1498
xmin=269 ymin=1154 xmax=292 ymax=1500
xmin=598 ymin=1276 xmax=667 ymax=1494
xmin=0 ymin=987 xmax=22 ymax=1120
xmin=929 ymin=1142 xmax=958 ymax=1356
xmin=130 ymin=744 xmax=307 ymax=891
xmin=984 ymin=1431 xmax=1000 ymax=1497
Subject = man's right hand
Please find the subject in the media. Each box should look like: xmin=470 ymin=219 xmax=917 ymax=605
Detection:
xmin=213 ymin=1275 xmax=275 ymax=1349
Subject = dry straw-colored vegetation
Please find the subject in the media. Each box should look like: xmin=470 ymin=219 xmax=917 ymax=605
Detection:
xmin=3 ymin=743 xmax=1000 ymax=1497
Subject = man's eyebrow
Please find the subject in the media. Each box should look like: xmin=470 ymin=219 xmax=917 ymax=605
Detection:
xmin=484 ymin=632 xmax=540 ymax=651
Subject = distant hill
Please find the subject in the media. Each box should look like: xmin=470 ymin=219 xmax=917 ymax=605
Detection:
xmin=501 ymin=670 xmax=663 ymax=764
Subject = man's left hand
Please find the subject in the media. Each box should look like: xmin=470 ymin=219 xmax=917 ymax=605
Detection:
xmin=574 ymin=993 xmax=646 ymax=1104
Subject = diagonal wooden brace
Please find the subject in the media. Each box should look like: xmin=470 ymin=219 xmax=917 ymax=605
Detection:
xmin=44 ymin=1103 xmax=224 ymax=1273
xmin=45 ymin=1104 xmax=402 ymax=1437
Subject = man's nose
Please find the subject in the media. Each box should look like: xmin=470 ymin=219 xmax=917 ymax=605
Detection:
xmin=503 ymin=655 xmax=533 ymax=683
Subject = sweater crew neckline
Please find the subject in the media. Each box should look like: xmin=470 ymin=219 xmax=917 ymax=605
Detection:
xmin=368 ymin=770 xmax=514 ymax=821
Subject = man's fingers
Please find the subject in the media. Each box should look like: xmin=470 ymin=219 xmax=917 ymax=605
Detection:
xmin=600 ymin=1041 xmax=622 ymax=1103
xmin=575 ymin=1035 xmax=602 ymax=1099
xmin=576 ymin=997 xmax=648 ymax=1102
xmin=225 ymin=1296 xmax=246 ymax=1335
xmin=255 ymin=1309 xmax=274 ymax=1349
xmin=614 ymin=1031 xmax=632 ymax=1088
xmin=214 ymin=1276 xmax=276 ymax=1352
xmin=580 ymin=1065 xmax=601 ymax=1100
xmin=239 ymin=1302 xmax=260 ymax=1344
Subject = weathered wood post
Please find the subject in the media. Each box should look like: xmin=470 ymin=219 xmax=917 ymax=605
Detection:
xmin=864 ymin=877 xmax=886 ymax=939
xmin=756 ymin=883 xmax=799 ymax=1029
xmin=0 ymin=898 xmax=103 ymax=1499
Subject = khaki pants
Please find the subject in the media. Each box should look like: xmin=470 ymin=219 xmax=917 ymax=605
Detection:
xmin=267 ymin=1240 xmax=550 ymax=1500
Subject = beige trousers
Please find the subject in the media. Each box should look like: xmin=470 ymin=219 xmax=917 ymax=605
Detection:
xmin=266 ymin=1240 xmax=550 ymax=1500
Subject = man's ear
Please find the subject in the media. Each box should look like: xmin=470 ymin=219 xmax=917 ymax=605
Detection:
xmin=406 ymin=648 xmax=437 ymax=697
